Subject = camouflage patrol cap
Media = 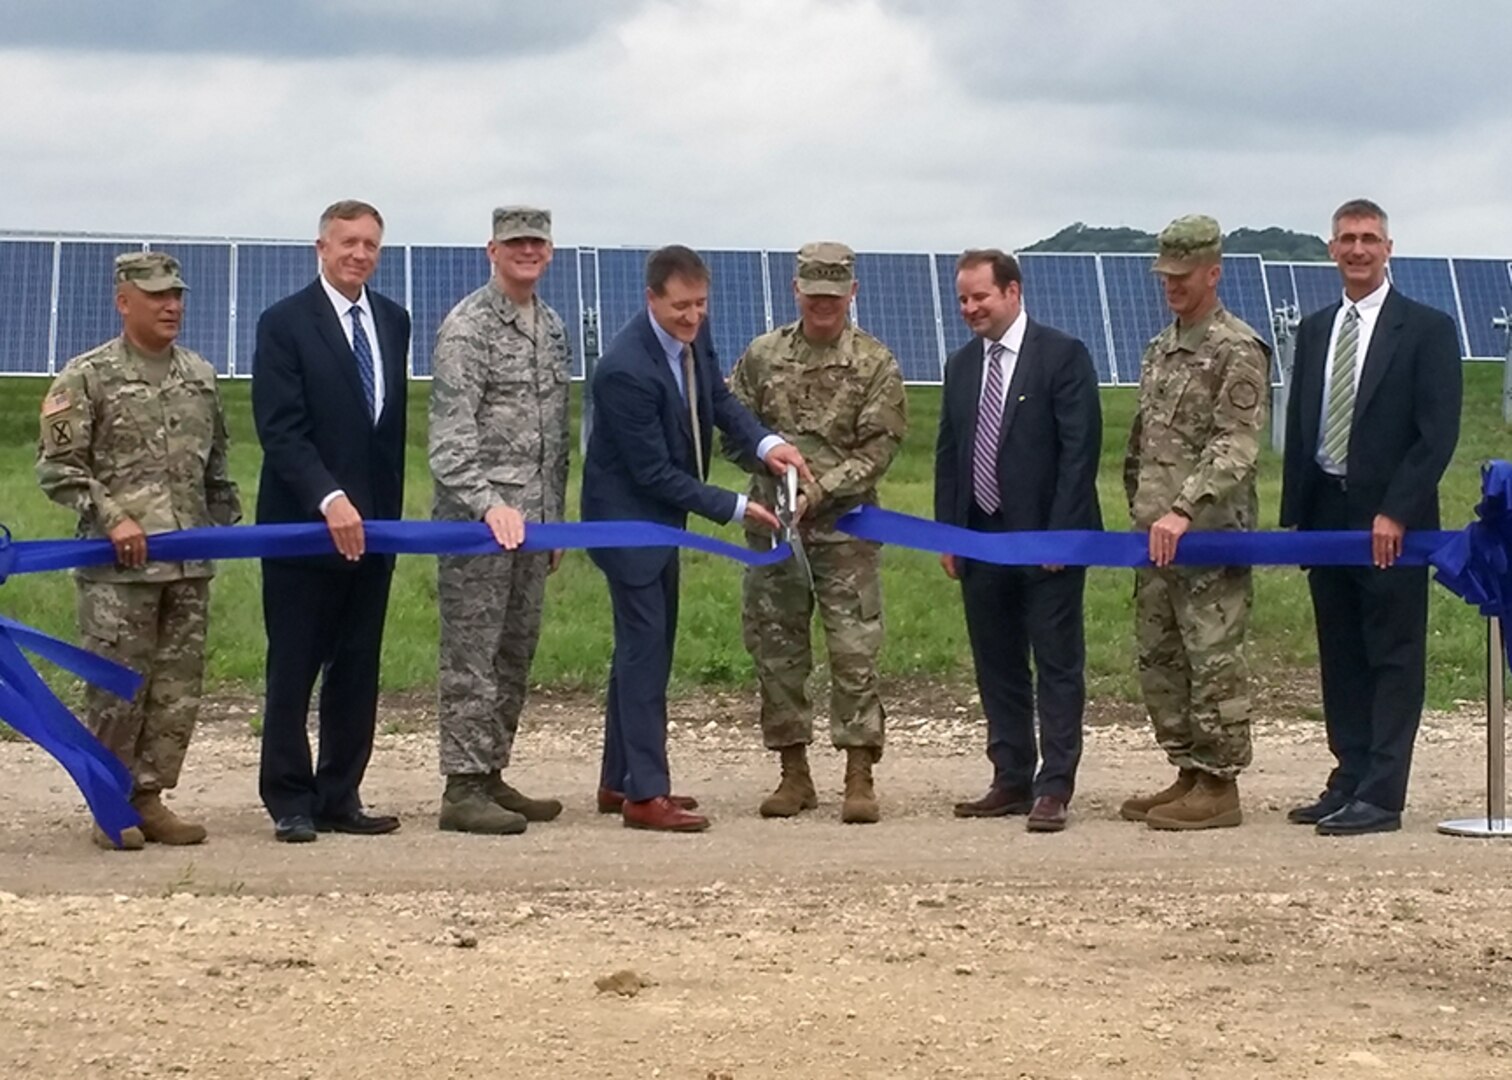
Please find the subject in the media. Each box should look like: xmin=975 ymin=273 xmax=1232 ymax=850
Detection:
xmin=1152 ymin=214 xmax=1223 ymax=275
xmin=795 ymin=241 xmax=856 ymax=296
xmin=493 ymin=206 xmax=552 ymax=242
xmin=114 ymin=251 xmax=189 ymax=292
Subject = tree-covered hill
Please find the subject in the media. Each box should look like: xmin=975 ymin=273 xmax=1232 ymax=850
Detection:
xmin=1021 ymin=222 xmax=1328 ymax=261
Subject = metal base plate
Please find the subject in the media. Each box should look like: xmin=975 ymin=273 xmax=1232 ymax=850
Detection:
xmin=1437 ymin=817 xmax=1512 ymax=837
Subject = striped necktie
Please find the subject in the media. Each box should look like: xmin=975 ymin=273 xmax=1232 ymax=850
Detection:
xmin=972 ymin=342 xmax=1006 ymax=514
xmin=1321 ymin=305 xmax=1360 ymax=468
xmin=348 ymin=304 xmax=377 ymax=422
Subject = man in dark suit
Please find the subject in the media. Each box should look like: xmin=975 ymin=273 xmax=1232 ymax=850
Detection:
xmin=1280 ymin=198 xmax=1461 ymax=836
xmin=582 ymin=245 xmax=810 ymax=832
xmin=936 ymin=249 xmax=1103 ymax=833
xmin=252 ymin=199 xmax=411 ymax=843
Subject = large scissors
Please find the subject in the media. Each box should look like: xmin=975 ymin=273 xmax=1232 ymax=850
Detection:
xmin=774 ymin=464 xmax=814 ymax=592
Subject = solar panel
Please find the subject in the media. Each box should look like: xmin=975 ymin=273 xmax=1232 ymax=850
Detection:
xmin=594 ymin=248 xmax=652 ymax=357
xmin=1452 ymin=259 xmax=1512 ymax=359
xmin=853 ymin=253 xmax=942 ymax=383
xmin=1388 ymin=257 xmax=1467 ymax=355
xmin=1264 ymin=263 xmax=1297 ymax=311
xmin=1098 ymin=254 xmax=1168 ymax=383
xmin=702 ymin=249 xmax=769 ymax=373
xmin=0 ymin=240 xmax=55 ymax=374
xmin=579 ymin=248 xmax=601 ymax=362
xmin=407 ymin=246 xmax=489 ymax=377
xmin=150 ymin=242 xmax=232 ymax=374
xmin=1218 ymin=256 xmax=1276 ymax=349
xmin=1016 ymin=253 xmax=1114 ymax=383
xmin=1290 ymin=263 xmax=1341 ymax=318
xmin=235 ymin=244 xmax=316 ymax=374
xmin=55 ymin=241 xmax=140 ymax=366
xmin=766 ymin=251 xmax=800 ymax=330
xmin=536 ymin=246 xmax=583 ymax=377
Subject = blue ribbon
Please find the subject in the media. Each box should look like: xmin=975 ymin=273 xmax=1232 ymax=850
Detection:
xmin=836 ymin=506 xmax=1458 ymax=568
xmin=6 ymin=461 xmax=1512 ymax=839
xmin=0 ymin=519 xmax=790 ymax=841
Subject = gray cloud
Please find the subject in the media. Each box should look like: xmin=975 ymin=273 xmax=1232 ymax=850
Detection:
xmin=0 ymin=0 xmax=635 ymax=59
xmin=890 ymin=1 xmax=1511 ymax=139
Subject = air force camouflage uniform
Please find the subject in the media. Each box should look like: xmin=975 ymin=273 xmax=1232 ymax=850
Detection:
xmin=35 ymin=252 xmax=241 ymax=799
xmin=1124 ymin=219 xmax=1270 ymax=780
xmin=429 ymin=208 xmax=570 ymax=780
xmin=727 ymin=243 xmax=908 ymax=754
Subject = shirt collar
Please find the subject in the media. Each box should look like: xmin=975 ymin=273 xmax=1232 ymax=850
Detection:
xmin=320 ymin=273 xmax=372 ymax=321
xmin=1172 ymin=306 xmax=1222 ymax=353
xmin=1340 ymin=278 xmax=1391 ymax=315
xmin=647 ymin=307 xmax=685 ymax=365
xmin=986 ymin=308 xmax=1027 ymax=356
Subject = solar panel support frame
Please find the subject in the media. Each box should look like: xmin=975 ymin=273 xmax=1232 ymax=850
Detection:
xmin=46 ymin=240 xmax=62 ymax=376
xmin=1092 ymin=254 xmax=1120 ymax=386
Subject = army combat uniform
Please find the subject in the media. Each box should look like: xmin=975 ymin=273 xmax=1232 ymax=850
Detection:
xmin=730 ymin=318 xmax=907 ymax=755
xmin=429 ymin=207 xmax=569 ymax=824
xmin=35 ymin=258 xmax=240 ymax=823
xmin=726 ymin=241 xmax=907 ymax=824
xmin=1124 ymin=305 xmax=1270 ymax=781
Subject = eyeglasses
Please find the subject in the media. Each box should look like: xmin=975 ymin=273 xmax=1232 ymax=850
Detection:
xmin=1333 ymin=231 xmax=1387 ymax=248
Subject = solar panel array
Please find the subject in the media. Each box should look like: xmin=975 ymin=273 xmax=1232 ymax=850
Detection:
xmin=3 ymin=236 xmax=1510 ymax=384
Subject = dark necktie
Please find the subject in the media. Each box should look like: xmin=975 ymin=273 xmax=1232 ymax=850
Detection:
xmin=349 ymin=304 xmax=376 ymax=422
xmin=972 ymin=342 xmax=1007 ymax=513
xmin=681 ymin=344 xmax=703 ymax=473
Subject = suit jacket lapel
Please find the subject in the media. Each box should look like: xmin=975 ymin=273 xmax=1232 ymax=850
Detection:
xmin=373 ymin=299 xmax=406 ymax=422
xmin=958 ymin=339 xmax=984 ymax=458
xmin=638 ymin=314 xmax=692 ymax=440
xmin=1354 ymin=290 xmax=1405 ymax=421
xmin=996 ymin=323 xmax=1035 ymax=449
xmin=1298 ymin=304 xmax=1337 ymax=450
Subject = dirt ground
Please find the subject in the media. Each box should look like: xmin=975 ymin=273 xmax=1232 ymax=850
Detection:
xmin=1 ymin=688 xmax=1510 ymax=1080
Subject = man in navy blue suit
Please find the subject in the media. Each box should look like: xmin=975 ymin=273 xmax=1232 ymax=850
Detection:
xmin=582 ymin=245 xmax=811 ymax=832
xmin=252 ymin=199 xmax=411 ymax=844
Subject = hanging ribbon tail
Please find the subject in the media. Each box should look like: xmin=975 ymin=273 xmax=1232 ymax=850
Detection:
xmin=1431 ymin=460 xmax=1512 ymax=665
xmin=0 ymin=626 xmax=138 ymax=843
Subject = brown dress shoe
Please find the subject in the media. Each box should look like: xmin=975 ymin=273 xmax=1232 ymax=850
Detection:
xmin=622 ymin=796 xmax=710 ymax=832
xmin=598 ymin=788 xmax=699 ymax=814
xmin=953 ymin=786 xmax=1034 ymax=818
xmin=1025 ymin=795 xmax=1068 ymax=833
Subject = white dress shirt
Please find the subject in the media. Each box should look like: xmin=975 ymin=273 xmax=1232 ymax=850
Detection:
xmin=319 ymin=273 xmax=386 ymax=423
xmin=978 ymin=307 xmax=1027 ymax=418
xmin=1316 ymin=278 xmax=1390 ymax=475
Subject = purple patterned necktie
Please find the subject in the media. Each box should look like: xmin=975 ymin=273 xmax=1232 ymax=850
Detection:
xmin=972 ymin=342 xmax=1006 ymax=513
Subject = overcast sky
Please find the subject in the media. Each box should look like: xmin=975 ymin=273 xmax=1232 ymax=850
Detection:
xmin=4 ymin=0 xmax=1510 ymax=255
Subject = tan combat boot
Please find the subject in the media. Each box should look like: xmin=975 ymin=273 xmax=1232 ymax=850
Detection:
xmin=1119 ymin=769 xmax=1198 ymax=822
xmin=92 ymin=824 xmax=145 ymax=851
xmin=133 ymin=791 xmax=207 ymax=845
xmin=487 ymin=771 xmax=563 ymax=822
xmin=1145 ymin=773 xmax=1242 ymax=830
xmin=841 ymin=747 xmax=880 ymax=825
xmin=439 ymin=774 xmax=528 ymax=835
xmin=759 ymin=744 xmax=819 ymax=818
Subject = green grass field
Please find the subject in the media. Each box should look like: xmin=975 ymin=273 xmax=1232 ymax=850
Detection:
xmin=0 ymin=365 xmax=1503 ymax=711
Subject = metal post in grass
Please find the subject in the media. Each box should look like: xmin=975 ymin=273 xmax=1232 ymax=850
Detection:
xmin=1496 ymin=308 xmax=1512 ymax=424
xmin=1270 ymin=302 xmax=1300 ymax=453
xmin=1438 ymin=617 xmax=1512 ymax=837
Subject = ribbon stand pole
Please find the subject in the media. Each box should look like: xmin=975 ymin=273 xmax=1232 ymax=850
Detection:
xmin=1439 ymin=617 xmax=1512 ymax=837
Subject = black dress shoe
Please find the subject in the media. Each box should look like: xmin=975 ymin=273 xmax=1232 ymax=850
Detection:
xmin=1287 ymin=788 xmax=1352 ymax=825
xmin=1316 ymin=799 xmax=1401 ymax=836
xmin=315 ymin=810 xmax=401 ymax=835
xmin=274 ymin=815 xmax=318 ymax=843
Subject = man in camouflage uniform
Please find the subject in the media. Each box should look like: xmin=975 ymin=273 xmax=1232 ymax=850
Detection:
xmin=36 ymin=252 xmax=241 ymax=851
xmin=429 ymin=206 xmax=570 ymax=835
xmin=726 ymin=242 xmax=907 ymax=824
xmin=1120 ymin=216 xmax=1271 ymax=830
